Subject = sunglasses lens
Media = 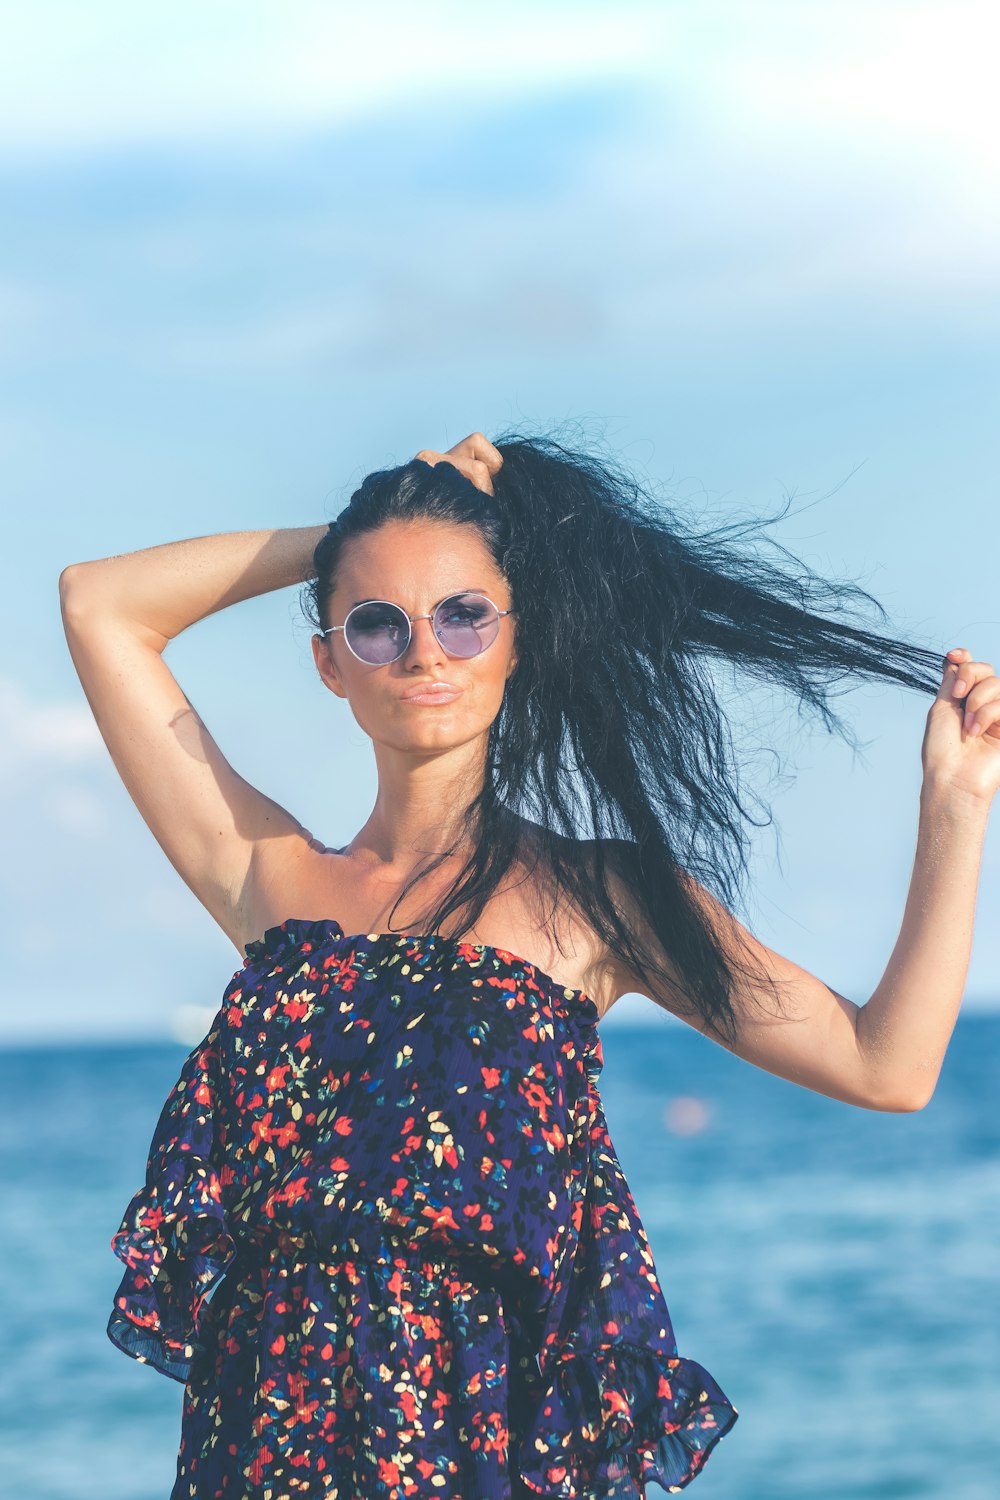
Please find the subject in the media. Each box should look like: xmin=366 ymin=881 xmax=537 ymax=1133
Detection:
xmin=341 ymin=594 xmax=503 ymax=663
xmin=434 ymin=593 xmax=500 ymax=657
xmin=345 ymin=602 xmax=410 ymax=663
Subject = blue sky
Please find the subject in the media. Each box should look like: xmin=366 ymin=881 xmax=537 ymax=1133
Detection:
xmin=3 ymin=1 xmax=998 ymax=1041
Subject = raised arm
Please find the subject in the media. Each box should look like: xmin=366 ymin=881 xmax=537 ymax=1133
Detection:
xmin=59 ymin=523 xmax=328 ymax=950
xmin=604 ymin=646 xmax=998 ymax=1112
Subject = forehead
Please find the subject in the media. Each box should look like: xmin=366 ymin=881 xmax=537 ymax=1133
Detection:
xmin=334 ymin=519 xmax=507 ymax=601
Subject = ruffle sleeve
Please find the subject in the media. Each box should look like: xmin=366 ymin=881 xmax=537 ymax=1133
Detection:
xmin=106 ymin=1019 xmax=237 ymax=1384
xmin=515 ymin=1096 xmax=738 ymax=1497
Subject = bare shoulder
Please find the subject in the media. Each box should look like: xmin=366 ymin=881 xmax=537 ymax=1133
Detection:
xmin=574 ymin=836 xmax=726 ymax=1023
xmin=235 ymin=821 xmax=342 ymax=954
xmin=563 ymin=836 xmax=657 ymax=1020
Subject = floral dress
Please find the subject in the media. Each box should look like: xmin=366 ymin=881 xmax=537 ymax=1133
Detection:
xmin=107 ymin=918 xmax=738 ymax=1498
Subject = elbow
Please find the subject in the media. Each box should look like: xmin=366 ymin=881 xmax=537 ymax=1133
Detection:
xmin=871 ymin=1080 xmax=936 ymax=1113
xmin=59 ymin=562 xmax=85 ymax=596
xmin=902 ymin=1067 xmax=940 ymax=1112
xmin=59 ymin=563 xmax=98 ymax=627
xmin=893 ymin=1092 xmax=932 ymax=1113
xmin=859 ymin=1041 xmax=939 ymax=1112
xmin=59 ymin=562 xmax=82 ymax=607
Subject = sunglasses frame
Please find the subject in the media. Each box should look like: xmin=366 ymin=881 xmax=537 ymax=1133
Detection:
xmin=320 ymin=590 xmax=516 ymax=665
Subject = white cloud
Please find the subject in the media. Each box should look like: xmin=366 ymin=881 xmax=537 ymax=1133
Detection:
xmin=139 ymin=882 xmax=203 ymax=929
xmin=0 ymin=676 xmax=103 ymax=777
xmin=0 ymin=1 xmax=649 ymax=159
xmin=0 ymin=0 xmax=994 ymax=385
xmin=40 ymin=781 xmax=107 ymax=836
xmin=2 ymin=1 xmax=995 ymax=191
xmin=698 ymin=1 xmax=998 ymax=174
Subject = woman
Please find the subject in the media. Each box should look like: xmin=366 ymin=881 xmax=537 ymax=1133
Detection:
xmin=61 ymin=430 xmax=997 ymax=1499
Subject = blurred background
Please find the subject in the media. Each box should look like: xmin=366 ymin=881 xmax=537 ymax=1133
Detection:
xmin=1 ymin=2 xmax=997 ymax=1496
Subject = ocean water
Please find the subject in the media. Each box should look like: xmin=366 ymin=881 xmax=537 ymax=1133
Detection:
xmin=0 ymin=1013 xmax=997 ymax=1500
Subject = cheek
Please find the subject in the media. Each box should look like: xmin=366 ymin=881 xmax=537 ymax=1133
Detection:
xmin=486 ymin=650 xmax=514 ymax=690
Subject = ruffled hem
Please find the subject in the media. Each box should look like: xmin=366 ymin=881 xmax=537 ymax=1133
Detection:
xmin=107 ymin=1144 xmax=237 ymax=1383
xmin=106 ymin=1013 xmax=238 ymax=1384
xmin=516 ymin=1340 xmax=738 ymax=1498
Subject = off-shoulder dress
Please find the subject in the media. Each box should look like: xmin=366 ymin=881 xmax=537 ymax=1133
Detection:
xmin=107 ymin=917 xmax=738 ymax=1498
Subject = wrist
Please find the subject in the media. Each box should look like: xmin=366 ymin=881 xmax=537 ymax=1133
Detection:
xmin=919 ymin=774 xmax=993 ymax=823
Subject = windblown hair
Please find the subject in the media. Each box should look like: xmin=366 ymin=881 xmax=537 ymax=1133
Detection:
xmin=302 ymin=430 xmax=943 ymax=1046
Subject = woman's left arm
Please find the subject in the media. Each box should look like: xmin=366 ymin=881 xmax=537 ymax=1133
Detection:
xmin=611 ymin=647 xmax=997 ymax=1112
xmin=852 ymin=645 xmax=996 ymax=1108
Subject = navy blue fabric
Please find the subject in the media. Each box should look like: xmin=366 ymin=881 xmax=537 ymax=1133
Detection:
xmin=108 ymin=918 xmax=738 ymax=1497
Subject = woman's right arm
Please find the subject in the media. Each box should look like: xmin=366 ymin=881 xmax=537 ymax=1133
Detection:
xmin=59 ymin=524 xmax=329 ymax=950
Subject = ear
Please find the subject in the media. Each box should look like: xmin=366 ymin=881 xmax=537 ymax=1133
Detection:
xmin=312 ymin=633 xmax=348 ymax=699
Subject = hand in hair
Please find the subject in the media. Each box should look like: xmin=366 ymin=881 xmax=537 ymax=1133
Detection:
xmin=414 ymin=431 xmax=503 ymax=496
xmin=923 ymin=646 xmax=1000 ymax=805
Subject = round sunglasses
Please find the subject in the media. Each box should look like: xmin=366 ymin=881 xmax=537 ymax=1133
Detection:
xmin=320 ymin=590 xmax=515 ymax=665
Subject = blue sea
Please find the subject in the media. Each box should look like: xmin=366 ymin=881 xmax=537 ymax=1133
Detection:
xmin=1 ymin=1013 xmax=997 ymax=1500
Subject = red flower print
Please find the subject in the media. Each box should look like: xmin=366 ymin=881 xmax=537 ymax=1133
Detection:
xmin=249 ymin=1111 xmax=274 ymax=1153
xmin=105 ymin=911 xmax=737 ymax=1497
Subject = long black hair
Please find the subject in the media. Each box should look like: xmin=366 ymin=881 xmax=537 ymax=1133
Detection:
xmin=302 ymin=429 xmax=943 ymax=1046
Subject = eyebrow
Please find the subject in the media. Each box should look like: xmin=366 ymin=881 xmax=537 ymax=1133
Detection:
xmin=349 ymin=589 xmax=491 ymax=608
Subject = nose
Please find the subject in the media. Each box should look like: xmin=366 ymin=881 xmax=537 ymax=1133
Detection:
xmin=402 ymin=613 xmax=448 ymax=667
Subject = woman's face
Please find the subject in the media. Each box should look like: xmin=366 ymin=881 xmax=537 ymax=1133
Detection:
xmin=312 ymin=518 xmax=518 ymax=753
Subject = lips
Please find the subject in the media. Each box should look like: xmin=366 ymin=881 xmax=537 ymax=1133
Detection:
xmin=401 ymin=682 xmax=463 ymax=703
